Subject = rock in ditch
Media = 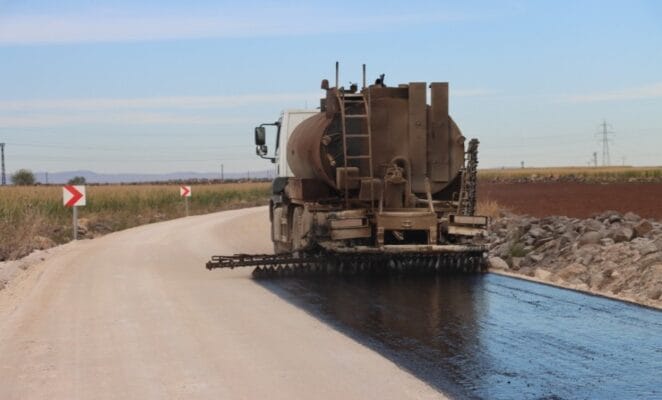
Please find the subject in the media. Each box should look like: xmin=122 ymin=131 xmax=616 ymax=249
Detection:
xmin=608 ymin=214 xmax=623 ymax=223
xmin=510 ymin=257 xmax=523 ymax=270
xmin=597 ymin=210 xmax=621 ymax=221
xmin=648 ymin=228 xmax=662 ymax=239
xmin=647 ymin=287 xmax=661 ymax=300
xmin=492 ymin=242 xmax=511 ymax=259
xmin=536 ymin=238 xmax=558 ymax=253
xmin=488 ymin=257 xmax=509 ymax=271
xmin=579 ymin=231 xmax=603 ymax=246
xmin=560 ymin=231 xmax=578 ymax=246
xmin=600 ymin=237 xmax=615 ymax=247
xmin=624 ymin=211 xmax=641 ymax=222
xmin=633 ymin=220 xmax=653 ymax=237
xmin=583 ymin=219 xmax=605 ymax=233
xmin=528 ymin=253 xmax=544 ymax=263
xmin=534 ymin=268 xmax=553 ymax=281
xmin=631 ymin=238 xmax=658 ymax=257
xmin=608 ymin=226 xmax=634 ymax=243
xmin=557 ymin=263 xmax=588 ymax=284
xmin=638 ymin=252 xmax=662 ymax=269
xmin=528 ymin=226 xmax=546 ymax=238
xmin=644 ymin=263 xmax=662 ymax=280
xmin=487 ymin=212 xmax=662 ymax=307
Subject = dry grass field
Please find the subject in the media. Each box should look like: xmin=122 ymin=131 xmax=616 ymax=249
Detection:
xmin=479 ymin=166 xmax=662 ymax=183
xmin=0 ymin=182 xmax=270 ymax=261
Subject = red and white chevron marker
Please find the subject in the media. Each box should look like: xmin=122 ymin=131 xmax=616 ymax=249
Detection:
xmin=180 ymin=185 xmax=191 ymax=197
xmin=63 ymin=185 xmax=86 ymax=207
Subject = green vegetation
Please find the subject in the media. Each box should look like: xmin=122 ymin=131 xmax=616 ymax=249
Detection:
xmin=67 ymin=176 xmax=87 ymax=185
xmin=508 ymin=242 xmax=529 ymax=258
xmin=0 ymin=182 xmax=270 ymax=261
xmin=10 ymin=169 xmax=36 ymax=186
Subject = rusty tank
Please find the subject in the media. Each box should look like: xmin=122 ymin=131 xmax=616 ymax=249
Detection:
xmin=287 ymin=82 xmax=466 ymax=197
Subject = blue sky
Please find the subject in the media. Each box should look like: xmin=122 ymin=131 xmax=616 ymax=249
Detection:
xmin=0 ymin=0 xmax=660 ymax=175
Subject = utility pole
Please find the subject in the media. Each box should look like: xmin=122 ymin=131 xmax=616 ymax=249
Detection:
xmin=593 ymin=152 xmax=598 ymax=167
xmin=220 ymin=163 xmax=224 ymax=182
xmin=0 ymin=143 xmax=5 ymax=185
xmin=596 ymin=120 xmax=614 ymax=166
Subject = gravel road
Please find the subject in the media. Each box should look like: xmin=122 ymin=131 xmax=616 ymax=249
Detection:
xmin=0 ymin=207 xmax=444 ymax=400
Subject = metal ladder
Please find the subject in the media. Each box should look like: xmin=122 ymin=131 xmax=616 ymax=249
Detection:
xmin=337 ymin=90 xmax=375 ymax=210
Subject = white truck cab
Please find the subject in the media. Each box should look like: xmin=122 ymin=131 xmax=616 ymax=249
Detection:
xmin=255 ymin=109 xmax=318 ymax=177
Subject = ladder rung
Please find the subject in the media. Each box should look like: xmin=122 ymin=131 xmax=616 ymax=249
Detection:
xmin=346 ymin=134 xmax=370 ymax=138
xmin=343 ymin=99 xmax=365 ymax=103
xmin=345 ymin=114 xmax=368 ymax=118
xmin=346 ymin=155 xmax=371 ymax=159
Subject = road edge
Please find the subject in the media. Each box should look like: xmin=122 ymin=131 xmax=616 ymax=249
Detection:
xmin=489 ymin=269 xmax=662 ymax=311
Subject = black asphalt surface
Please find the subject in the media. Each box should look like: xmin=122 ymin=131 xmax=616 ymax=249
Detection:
xmin=261 ymin=273 xmax=662 ymax=399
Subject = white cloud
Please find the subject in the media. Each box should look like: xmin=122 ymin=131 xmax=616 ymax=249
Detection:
xmin=0 ymin=93 xmax=318 ymax=112
xmin=0 ymin=88 xmax=492 ymax=128
xmin=0 ymin=112 xmax=253 ymax=128
xmin=564 ymin=82 xmax=662 ymax=103
xmin=0 ymin=11 xmax=466 ymax=45
xmin=0 ymin=92 xmax=318 ymax=127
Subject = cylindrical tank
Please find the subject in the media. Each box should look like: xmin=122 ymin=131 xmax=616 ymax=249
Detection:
xmin=287 ymin=84 xmax=466 ymax=196
xmin=286 ymin=112 xmax=336 ymax=188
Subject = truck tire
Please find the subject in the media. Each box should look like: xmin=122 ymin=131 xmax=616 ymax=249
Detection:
xmin=272 ymin=205 xmax=292 ymax=254
xmin=274 ymin=241 xmax=291 ymax=254
xmin=291 ymin=206 xmax=304 ymax=252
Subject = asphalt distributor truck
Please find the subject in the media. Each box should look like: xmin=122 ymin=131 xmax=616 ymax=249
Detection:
xmin=207 ymin=65 xmax=488 ymax=277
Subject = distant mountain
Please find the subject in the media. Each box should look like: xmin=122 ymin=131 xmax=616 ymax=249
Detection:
xmin=33 ymin=170 xmax=274 ymax=184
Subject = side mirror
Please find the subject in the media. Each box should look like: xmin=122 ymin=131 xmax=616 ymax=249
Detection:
xmin=255 ymin=127 xmax=266 ymax=146
xmin=256 ymin=144 xmax=268 ymax=156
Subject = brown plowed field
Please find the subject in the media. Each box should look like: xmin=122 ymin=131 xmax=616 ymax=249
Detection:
xmin=479 ymin=182 xmax=662 ymax=219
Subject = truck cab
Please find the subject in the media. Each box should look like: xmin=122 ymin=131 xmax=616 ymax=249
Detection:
xmin=254 ymin=109 xmax=319 ymax=178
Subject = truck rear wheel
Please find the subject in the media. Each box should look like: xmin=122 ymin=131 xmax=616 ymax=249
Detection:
xmin=274 ymin=241 xmax=291 ymax=254
xmin=272 ymin=205 xmax=292 ymax=254
xmin=291 ymin=206 xmax=304 ymax=252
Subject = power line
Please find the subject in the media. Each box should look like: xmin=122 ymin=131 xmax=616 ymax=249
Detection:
xmin=5 ymin=142 xmax=252 ymax=151
xmin=11 ymin=155 xmax=247 ymax=163
xmin=0 ymin=142 xmax=5 ymax=185
xmin=596 ymin=120 xmax=614 ymax=166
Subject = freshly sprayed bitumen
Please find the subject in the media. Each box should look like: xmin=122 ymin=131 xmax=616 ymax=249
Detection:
xmin=260 ymin=273 xmax=662 ymax=400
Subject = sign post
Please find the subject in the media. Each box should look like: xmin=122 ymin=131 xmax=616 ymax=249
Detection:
xmin=73 ymin=206 xmax=80 ymax=240
xmin=63 ymin=185 xmax=86 ymax=240
xmin=180 ymin=185 xmax=191 ymax=216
